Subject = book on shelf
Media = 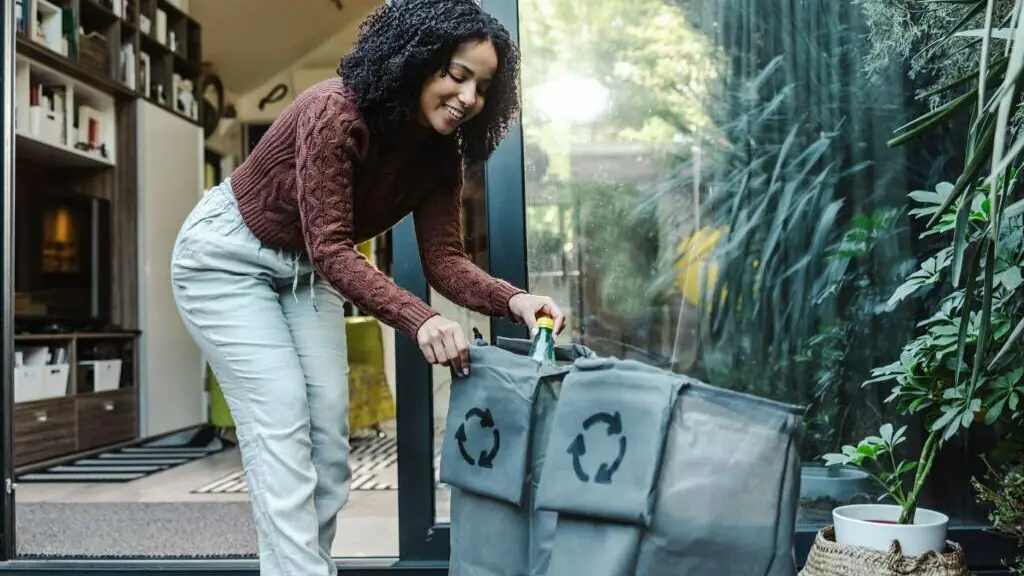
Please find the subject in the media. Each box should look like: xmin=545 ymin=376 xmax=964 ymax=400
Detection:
xmin=121 ymin=43 xmax=137 ymax=90
xmin=19 ymin=80 xmax=69 ymax=147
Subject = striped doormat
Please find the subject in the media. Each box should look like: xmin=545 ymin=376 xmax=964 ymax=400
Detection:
xmin=17 ymin=444 xmax=226 ymax=484
xmin=192 ymin=433 xmax=443 ymax=494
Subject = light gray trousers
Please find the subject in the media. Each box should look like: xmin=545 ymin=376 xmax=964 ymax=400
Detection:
xmin=171 ymin=179 xmax=351 ymax=576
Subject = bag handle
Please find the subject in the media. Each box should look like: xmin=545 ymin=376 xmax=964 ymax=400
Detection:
xmin=470 ymin=327 xmax=597 ymax=361
xmin=494 ymin=336 xmax=598 ymax=362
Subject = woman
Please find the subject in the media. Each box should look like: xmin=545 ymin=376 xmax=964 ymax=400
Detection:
xmin=170 ymin=0 xmax=564 ymax=573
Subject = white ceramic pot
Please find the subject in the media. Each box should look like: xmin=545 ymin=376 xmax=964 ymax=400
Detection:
xmin=833 ymin=504 xmax=948 ymax=556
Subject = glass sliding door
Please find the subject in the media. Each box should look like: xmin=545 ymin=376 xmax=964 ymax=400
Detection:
xmin=515 ymin=0 xmax=1015 ymax=570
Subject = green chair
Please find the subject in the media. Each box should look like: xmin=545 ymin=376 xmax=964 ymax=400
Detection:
xmin=204 ymin=315 xmax=395 ymax=432
xmin=207 ymin=365 xmax=234 ymax=428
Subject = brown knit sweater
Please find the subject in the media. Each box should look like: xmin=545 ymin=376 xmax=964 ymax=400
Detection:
xmin=229 ymin=78 xmax=524 ymax=338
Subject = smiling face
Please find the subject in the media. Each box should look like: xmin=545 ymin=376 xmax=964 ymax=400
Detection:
xmin=418 ymin=38 xmax=498 ymax=136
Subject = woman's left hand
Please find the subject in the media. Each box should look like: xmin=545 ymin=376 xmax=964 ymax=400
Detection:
xmin=509 ymin=293 xmax=566 ymax=337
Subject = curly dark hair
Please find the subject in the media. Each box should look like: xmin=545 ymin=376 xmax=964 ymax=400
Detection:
xmin=338 ymin=0 xmax=520 ymax=162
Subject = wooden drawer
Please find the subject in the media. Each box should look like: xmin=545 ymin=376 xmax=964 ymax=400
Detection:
xmin=77 ymin=389 xmax=138 ymax=451
xmin=14 ymin=397 xmax=77 ymax=466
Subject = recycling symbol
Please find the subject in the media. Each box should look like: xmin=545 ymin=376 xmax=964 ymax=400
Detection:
xmin=567 ymin=411 xmax=627 ymax=484
xmin=454 ymin=407 xmax=501 ymax=468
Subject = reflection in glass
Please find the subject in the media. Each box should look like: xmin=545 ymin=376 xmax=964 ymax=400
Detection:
xmin=432 ymin=159 xmax=493 ymax=524
xmin=518 ymin=0 xmax=986 ymax=527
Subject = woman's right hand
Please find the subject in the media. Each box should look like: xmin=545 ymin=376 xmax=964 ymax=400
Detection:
xmin=417 ymin=315 xmax=470 ymax=377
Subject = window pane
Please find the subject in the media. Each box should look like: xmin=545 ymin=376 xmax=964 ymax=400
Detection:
xmin=432 ymin=159 xmax=493 ymax=525
xmin=518 ymin=0 xmax=987 ymax=527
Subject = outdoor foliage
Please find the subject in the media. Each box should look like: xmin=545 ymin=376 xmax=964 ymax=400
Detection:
xmin=973 ymin=447 xmax=1024 ymax=573
xmin=824 ymin=0 xmax=1024 ymax=525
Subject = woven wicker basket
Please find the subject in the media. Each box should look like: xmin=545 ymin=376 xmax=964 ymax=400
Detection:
xmin=800 ymin=526 xmax=969 ymax=576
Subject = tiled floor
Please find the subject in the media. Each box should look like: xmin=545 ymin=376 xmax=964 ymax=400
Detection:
xmin=15 ymin=421 xmax=450 ymax=558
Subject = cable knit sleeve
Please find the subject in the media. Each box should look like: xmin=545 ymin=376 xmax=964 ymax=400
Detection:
xmin=413 ymin=161 xmax=526 ymax=318
xmin=295 ymin=93 xmax=440 ymax=339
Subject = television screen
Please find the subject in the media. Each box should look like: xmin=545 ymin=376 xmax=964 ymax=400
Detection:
xmin=15 ymin=190 xmax=111 ymax=323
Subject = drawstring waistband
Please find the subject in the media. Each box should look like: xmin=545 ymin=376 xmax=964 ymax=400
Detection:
xmin=308 ymin=270 xmax=317 ymax=312
xmin=279 ymin=250 xmax=319 ymax=312
xmin=214 ymin=175 xmax=321 ymax=313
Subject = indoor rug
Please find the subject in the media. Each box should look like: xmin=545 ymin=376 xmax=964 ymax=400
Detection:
xmin=17 ymin=434 xmax=228 ymax=484
xmin=16 ymin=501 xmax=258 ymax=558
xmin=192 ymin=432 xmax=443 ymax=494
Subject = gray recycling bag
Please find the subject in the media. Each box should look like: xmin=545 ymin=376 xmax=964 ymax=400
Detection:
xmin=446 ymin=373 xmax=562 ymax=576
xmin=536 ymin=358 xmax=681 ymax=576
xmin=631 ymin=380 xmax=804 ymax=575
xmin=443 ymin=336 xmax=804 ymax=576
xmin=439 ymin=344 xmax=540 ymax=506
xmin=442 ymin=338 xmax=594 ymax=576
xmin=535 ymin=357 xmax=682 ymax=524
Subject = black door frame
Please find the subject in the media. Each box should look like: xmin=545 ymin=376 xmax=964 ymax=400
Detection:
xmin=1 ymin=0 xmax=17 ymax=562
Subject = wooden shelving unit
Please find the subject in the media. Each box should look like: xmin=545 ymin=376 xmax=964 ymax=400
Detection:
xmin=14 ymin=0 xmax=203 ymax=126
xmin=14 ymin=52 xmax=119 ymax=166
xmin=134 ymin=0 xmax=202 ymax=123
xmin=13 ymin=332 xmax=140 ymax=471
xmin=11 ymin=0 xmax=202 ymax=469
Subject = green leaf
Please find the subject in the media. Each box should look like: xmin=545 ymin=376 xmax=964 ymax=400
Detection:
xmin=986 ymin=398 xmax=1006 ymax=424
xmin=989 ymin=316 xmax=1024 ymax=369
xmin=880 ymin=423 xmax=894 ymax=443
xmin=995 ymin=266 xmax=1022 ymax=291
xmin=926 ymin=120 xmax=996 ymax=228
xmin=995 ymin=321 xmax=1012 ymax=340
xmin=968 ymin=240 xmax=996 ymax=393
xmin=822 ymin=453 xmax=848 ymax=467
xmin=856 ymin=443 xmax=880 ymax=459
xmin=962 ymin=410 xmax=976 ymax=427
xmin=888 ymin=278 xmax=927 ymax=307
xmin=888 ymin=90 xmax=977 ymax=147
xmin=945 ymin=416 xmax=963 ymax=441
xmin=951 ymin=199 xmax=972 ymax=286
xmin=909 ymin=190 xmax=944 ymax=205
xmin=944 ymin=386 xmax=966 ymax=399
xmin=954 ymin=244 xmax=980 ymax=386
xmin=981 ymin=4 xmax=1024 ymax=237
xmin=895 ymin=461 xmax=918 ymax=476
xmin=972 ymin=0 xmax=998 ymax=115
xmin=932 ymin=406 xmax=961 ymax=433
xmin=935 ymin=182 xmax=956 ymax=199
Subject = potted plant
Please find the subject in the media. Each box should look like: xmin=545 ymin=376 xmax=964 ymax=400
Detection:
xmin=823 ymin=422 xmax=948 ymax=555
xmin=822 ymin=173 xmax=1024 ymax=556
